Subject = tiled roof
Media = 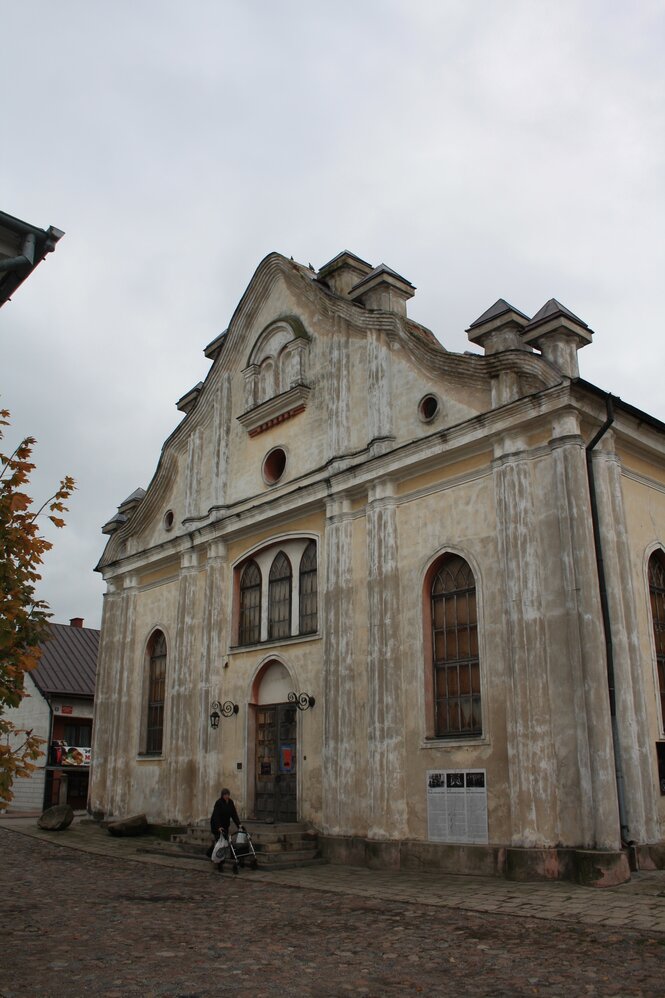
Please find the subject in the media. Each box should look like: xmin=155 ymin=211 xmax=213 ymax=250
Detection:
xmin=467 ymin=299 xmax=530 ymax=330
xmin=525 ymin=298 xmax=589 ymax=330
xmin=31 ymin=622 xmax=99 ymax=698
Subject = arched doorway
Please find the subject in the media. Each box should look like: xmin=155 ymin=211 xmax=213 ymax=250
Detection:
xmin=253 ymin=661 xmax=298 ymax=822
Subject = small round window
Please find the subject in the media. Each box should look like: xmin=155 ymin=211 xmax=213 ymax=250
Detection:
xmin=418 ymin=394 xmax=440 ymax=422
xmin=163 ymin=509 xmax=175 ymax=531
xmin=262 ymin=447 xmax=287 ymax=485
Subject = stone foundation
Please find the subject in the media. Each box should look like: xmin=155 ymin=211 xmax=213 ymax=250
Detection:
xmin=320 ymin=836 xmax=637 ymax=887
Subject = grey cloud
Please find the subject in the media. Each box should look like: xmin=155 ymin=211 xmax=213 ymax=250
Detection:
xmin=2 ymin=0 xmax=664 ymax=627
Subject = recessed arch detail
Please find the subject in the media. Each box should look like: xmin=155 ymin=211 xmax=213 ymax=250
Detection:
xmin=423 ymin=550 xmax=482 ymax=740
xmin=140 ymin=628 xmax=168 ymax=756
xmin=242 ymin=316 xmax=311 ymax=413
xmin=233 ymin=537 xmax=319 ymax=646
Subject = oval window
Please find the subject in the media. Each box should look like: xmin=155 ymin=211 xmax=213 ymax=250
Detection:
xmin=418 ymin=394 xmax=440 ymax=422
xmin=163 ymin=509 xmax=175 ymax=530
xmin=262 ymin=447 xmax=287 ymax=485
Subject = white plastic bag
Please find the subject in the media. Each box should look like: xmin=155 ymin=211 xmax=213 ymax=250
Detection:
xmin=211 ymin=833 xmax=229 ymax=864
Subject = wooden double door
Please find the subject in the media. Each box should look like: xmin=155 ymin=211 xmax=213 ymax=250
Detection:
xmin=255 ymin=702 xmax=297 ymax=822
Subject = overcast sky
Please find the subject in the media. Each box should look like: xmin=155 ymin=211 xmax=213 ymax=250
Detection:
xmin=3 ymin=0 xmax=664 ymax=630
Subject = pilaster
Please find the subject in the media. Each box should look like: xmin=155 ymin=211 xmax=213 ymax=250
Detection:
xmin=366 ymin=480 xmax=406 ymax=838
xmin=366 ymin=328 xmax=394 ymax=448
xmin=107 ymin=573 xmax=138 ymax=817
xmin=167 ymin=548 xmax=204 ymax=821
xmin=184 ymin=428 xmax=203 ymax=519
xmin=591 ymin=436 xmax=661 ymax=842
xmin=322 ymin=495 xmax=356 ymax=834
xmin=212 ymin=374 xmax=232 ymax=505
xmin=493 ymin=442 xmax=558 ymax=847
xmin=195 ymin=539 xmax=229 ymax=816
xmin=548 ymin=415 xmax=620 ymax=848
xmin=326 ymin=315 xmax=351 ymax=459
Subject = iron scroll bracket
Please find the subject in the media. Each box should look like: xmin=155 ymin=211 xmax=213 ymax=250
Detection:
xmin=288 ymin=691 xmax=316 ymax=711
xmin=210 ymin=700 xmax=239 ymax=729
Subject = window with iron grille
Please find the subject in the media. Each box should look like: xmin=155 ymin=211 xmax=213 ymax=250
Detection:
xmin=649 ymin=550 xmax=665 ymax=733
xmin=299 ymin=541 xmax=318 ymax=634
xmin=146 ymin=631 xmax=166 ymax=755
xmin=268 ymin=552 xmax=292 ymax=640
xmin=431 ymin=554 xmax=481 ymax=738
xmin=239 ymin=560 xmax=262 ymax=645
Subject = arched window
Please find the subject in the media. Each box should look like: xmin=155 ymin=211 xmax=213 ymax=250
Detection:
xmin=299 ymin=541 xmax=318 ymax=635
xmin=268 ymin=552 xmax=292 ymax=640
xmin=146 ymin=631 xmax=167 ymax=755
xmin=649 ymin=550 xmax=665 ymax=731
xmin=239 ymin=560 xmax=262 ymax=645
xmin=430 ymin=554 xmax=481 ymax=738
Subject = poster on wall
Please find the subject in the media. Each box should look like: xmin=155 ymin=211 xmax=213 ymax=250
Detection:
xmin=426 ymin=769 xmax=488 ymax=844
xmin=51 ymin=742 xmax=91 ymax=766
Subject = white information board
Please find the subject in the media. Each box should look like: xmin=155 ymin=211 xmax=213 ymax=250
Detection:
xmin=426 ymin=769 xmax=488 ymax=844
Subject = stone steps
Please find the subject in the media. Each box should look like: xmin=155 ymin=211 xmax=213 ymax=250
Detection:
xmin=165 ymin=820 xmax=324 ymax=870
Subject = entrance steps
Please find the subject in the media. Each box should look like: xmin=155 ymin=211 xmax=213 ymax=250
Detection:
xmin=168 ymin=820 xmax=324 ymax=870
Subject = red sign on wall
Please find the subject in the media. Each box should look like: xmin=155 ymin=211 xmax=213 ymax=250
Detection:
xmin=61 ymin=706 xmax=73 ymax=715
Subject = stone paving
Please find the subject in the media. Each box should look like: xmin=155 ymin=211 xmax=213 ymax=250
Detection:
xmin=2 ymin=818 xmax=665 ymax=996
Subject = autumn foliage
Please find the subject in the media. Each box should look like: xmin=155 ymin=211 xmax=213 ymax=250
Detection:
xmin=0 ymin=408 xmax=75 ymax=807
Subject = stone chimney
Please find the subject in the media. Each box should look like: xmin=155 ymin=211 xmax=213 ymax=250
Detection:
xmin=102 ymin=487 xmax=146 ymax=535
xmin=176 ymin=381 xmax=204 ymax=414
xmin=317 ymin=251 xmax=373 ymax=296
xmin=347 ymin=264 xmax=416 ymax=317
xmin=69 ymin=617 xmax=84 ymax=628
xmin=521 ymin=299 xmax=593 ymax=378
xmin=466 ymin=299 xmax=531 ymax=354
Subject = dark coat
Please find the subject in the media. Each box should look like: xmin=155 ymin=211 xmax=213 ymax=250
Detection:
xmin=210 ymin=796 xmax=241 ymax=835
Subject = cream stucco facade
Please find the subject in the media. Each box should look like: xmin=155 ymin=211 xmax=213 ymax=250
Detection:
xmin=91 ymin=251 xmax=665 ymax=884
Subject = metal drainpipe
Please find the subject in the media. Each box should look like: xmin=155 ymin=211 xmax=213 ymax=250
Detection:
xmin=585 ymin=394 xmax=630 ymax=844
xmin=0 ymin=232 xmax=36 ymax=273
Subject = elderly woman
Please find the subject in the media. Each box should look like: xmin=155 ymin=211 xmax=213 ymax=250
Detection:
xmin=210 ymin=787 xmax=241 ymax=837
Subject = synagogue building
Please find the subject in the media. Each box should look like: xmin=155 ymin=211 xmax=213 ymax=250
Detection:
xmin=91 ymin=250 xmax=665 ymax=885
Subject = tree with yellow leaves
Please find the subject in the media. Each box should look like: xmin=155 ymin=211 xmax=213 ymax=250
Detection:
xmin=0 ymin=407 xmax=75 ymax=807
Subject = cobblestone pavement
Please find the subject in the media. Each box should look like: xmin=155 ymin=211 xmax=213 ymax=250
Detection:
xmin=2 ymin=824 xmax=665 ymax=997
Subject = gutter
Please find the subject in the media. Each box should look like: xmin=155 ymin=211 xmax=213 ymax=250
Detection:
xmin=0 ymin=214 xmax=64 ymax=307
xmin=0 ymin=231 xmax=36 ymax=274
xmin=585 ymin=394 xmax=630 ymax=843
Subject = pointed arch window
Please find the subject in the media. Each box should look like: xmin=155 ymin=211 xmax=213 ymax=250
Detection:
xmin=649 ymin=551 xmax=665 ymax=732
xmin=146 ymin=631 xmax=167 ymax=755
xmin=299 ymin=541 xmax=318 ymax=635
xmin=430 ymin=554 xmax=481 ymax=738
xmin=239 ymin=560 xmax=262 ymax=645
xmin=268 ymin=552 xmax=292 ymax=640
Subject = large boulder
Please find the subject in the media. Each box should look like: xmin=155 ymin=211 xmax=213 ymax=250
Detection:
xmin=38 ymin=805 xmax=74 ymax=831
xmin=106 ymin=813 xmax=149 ymax=837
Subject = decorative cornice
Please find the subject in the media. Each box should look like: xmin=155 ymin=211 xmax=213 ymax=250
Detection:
xmin=237 ymin=384 xmax=311 ymax=435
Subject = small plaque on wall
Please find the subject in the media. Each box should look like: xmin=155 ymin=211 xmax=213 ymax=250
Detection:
xmin=426 ymin=769 xmax=488 ymax=844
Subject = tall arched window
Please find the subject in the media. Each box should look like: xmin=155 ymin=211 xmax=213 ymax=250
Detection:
xmin=649 ymin=550 xmax=665 ymax=731
xmin=430 ymin=554 xmax=481 ymax=738
xmin=299 ymin=541 xmax=318 ymax=635
xmin=146 ymin=630 xmax=167 ymax=755
xmin=239 ymin=560 xmax=262 ymax=645
xmin=268 ymin=552 xmax=292 ymax=640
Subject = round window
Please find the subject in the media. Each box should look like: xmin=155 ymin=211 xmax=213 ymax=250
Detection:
xmin=418 ymin=394 xmax=440 ymax=422
xmin=262 ymin=447 xmax=287 ymax=485
xmin=163 ymin=509 xmax=175 ymax=531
